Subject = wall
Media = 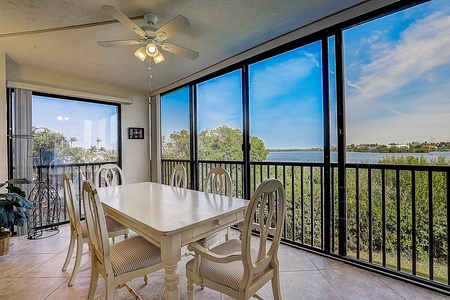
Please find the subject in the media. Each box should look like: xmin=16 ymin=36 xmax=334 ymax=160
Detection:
xmin=0 ymin=53 xmax=7 ymax=181
xmin=2 ymin=61 xmax=150 ymax=183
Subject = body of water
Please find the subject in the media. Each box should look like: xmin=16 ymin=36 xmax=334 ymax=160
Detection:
xmin=266 ymin=151 xmax=450 ymax=164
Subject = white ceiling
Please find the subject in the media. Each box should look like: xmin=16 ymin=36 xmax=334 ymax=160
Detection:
xmin=0 ymin=0 xmax=373 ymax=94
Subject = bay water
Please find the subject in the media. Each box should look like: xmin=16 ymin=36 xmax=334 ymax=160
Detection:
xmin=266 ymin=151 xmax=450 ymax=164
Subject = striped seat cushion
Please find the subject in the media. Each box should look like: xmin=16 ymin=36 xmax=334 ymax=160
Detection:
xmin=105 ymin=215 xmax=127 ymax=232
xmin=186 ymin=239 xmax=266 ymax=291
xmin=110 ymin=236 xmax=162 ymax=276
xmin=80 ymin=219 xmax=89 ymax=239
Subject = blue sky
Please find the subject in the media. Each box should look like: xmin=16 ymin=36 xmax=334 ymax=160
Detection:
xmin=33 ymin=96 xmax=118 ymax=150
xmin=344 ymin=0 xmax=450 ymax=145
xmin=162 ymin=0 xmax=450 ymax=149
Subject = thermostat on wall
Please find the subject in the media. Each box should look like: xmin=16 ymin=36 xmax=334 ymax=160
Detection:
xmin=128 ymin=127 xmax=144 ymax=139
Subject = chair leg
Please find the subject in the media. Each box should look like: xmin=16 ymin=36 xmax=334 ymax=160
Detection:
xmin=62 ymin=234 xmax=76 ymax=271
xmin=124 ymin=228 xmax=129 ymax=239
xmin=88 ymin=264 xmax=99 ymax=300
xmin=271 ymin=272 xmax=282 ymax=300
xmin=124 ymin=283 xmax=142 ymax=300
xmin=187 ymin=278 xmax=194 ymax=300
xmin=225 ymin=227 xmax=230 ymax=241
xmin=68 ymin=238 xmax=84 ymax=286
xmin=106 ymin=277 xmax=116 ymax=300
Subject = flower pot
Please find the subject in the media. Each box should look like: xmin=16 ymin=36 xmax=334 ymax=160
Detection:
xmin=0 ymin=231 xmax=12 ymax=256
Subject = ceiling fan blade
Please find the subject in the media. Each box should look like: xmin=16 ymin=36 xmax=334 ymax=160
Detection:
xmin=102 ymin=5 xmax=147 ymax=39
xmin=161 ymin=43 xmax=199 ymax=60
xmin=155 ymin=15 xmax=190 ymax=41
xmin=97 ymin=39 xmax=143 ymax=47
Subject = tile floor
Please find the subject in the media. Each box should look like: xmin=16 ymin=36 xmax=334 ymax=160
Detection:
xmin=0 ymin=223 xmax=449 ymax=300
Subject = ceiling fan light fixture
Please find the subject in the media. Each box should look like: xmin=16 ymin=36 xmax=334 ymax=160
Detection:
xmin=146 ymin=43 xmax=158 ymax=57
xmin=134 ymin=46 xmax=147 ymax=61
xmin=153 ymin=52 xmax=165 ymax=64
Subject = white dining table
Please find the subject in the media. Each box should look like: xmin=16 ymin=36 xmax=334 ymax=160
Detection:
xmin=97 ymin=181 xmax=249 ymax=300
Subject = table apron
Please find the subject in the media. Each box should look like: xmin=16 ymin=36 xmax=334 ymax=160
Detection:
xmin=103 ymin=207 xmax=245 ymax=248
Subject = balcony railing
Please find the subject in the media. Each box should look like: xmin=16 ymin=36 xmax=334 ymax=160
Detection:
xmin=33 ymin=161 xmax=117 ymax=224
xmin=161 ymin=158 xmax=450 ymax=292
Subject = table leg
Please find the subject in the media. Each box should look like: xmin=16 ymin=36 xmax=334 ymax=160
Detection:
xmin=161 ymin=234 xmax=182 ymax=300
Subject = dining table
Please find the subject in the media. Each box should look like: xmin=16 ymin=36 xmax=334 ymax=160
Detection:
xmin=97 ymin=181 xmax=249 ymax=300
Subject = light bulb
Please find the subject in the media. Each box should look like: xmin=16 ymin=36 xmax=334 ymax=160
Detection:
xmin=146 ymin=43 xmax=158 ymax=57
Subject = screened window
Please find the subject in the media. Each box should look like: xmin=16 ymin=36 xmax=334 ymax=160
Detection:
xmin=32 ymin=94 xmax=119 ymax=166
xmin=196 ymin=70 xmax=243 ymax=161
xmin=160 ymin=87 xmax=190 ymax=160
xmin=343 ymin=0 xmax=450 ymax=164
xmin=249 ymin=41 xmax=324 ymax=162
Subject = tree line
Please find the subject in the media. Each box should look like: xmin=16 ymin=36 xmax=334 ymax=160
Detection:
xmin=32 ymin=126 xmax=117 ymax=166
xmin=162 ymin=125 xmax=268 ymax=161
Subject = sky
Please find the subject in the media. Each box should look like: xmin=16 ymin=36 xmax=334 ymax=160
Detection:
xmin=33 ymin=96 xmax=118 ymax=150
xmin=344 ymin=0 xmax=450 ymax=146
xmin=162 ymin=0 xmax=450 ymax=150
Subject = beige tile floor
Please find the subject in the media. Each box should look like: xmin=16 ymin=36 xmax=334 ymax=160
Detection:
xmin=0 ymin=223 xmax=449 ymax=300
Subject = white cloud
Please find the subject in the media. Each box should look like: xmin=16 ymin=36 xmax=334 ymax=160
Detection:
xmin=345 ymin=79 xmax=363 ymax=92
xmin=302 ymin=50 xmax=320 ymax=67
xmin=348 ymin=10 xmax=450 ymax=106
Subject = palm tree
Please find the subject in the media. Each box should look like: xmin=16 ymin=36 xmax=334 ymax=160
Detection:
xmin=69 ymin=137 xmax=78 ymax=147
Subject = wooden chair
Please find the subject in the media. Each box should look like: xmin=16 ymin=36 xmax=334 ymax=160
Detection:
xmin=204 ymin=167 xmax=232 ymax=197
xmin=199 ymin=167 xmax=233 ymax=248
xmin=186 ymin=178 xmax=287 ymax=300
xmin=170 ymin=164 xmax=187 ymax=188
xmin=61 ymin=173 xmax=128 ymax=286
xmin=82 ymin=180 xmax=164 ymax=299
xmin=94 ymin=164 xmax=125 ymax=188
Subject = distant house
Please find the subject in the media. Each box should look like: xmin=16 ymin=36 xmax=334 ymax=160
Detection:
xmin=387 ymin=144 xmax=409 ymax=149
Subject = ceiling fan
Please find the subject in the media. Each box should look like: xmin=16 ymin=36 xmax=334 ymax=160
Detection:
xmin=98 ymin=5 xmax=199 ymax=64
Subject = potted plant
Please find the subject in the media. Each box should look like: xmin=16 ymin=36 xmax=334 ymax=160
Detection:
xmin=0 ymin=178 xmax=33 ymax=255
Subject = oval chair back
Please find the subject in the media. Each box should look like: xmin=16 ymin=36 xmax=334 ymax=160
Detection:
xmin=94 ymin=164 xmax=125 ymax=188
xmin=170 ymin=164 xmax=187 ymax=188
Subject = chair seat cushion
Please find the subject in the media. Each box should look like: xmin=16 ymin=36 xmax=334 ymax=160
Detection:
xmin=110 ymin=236 xmax=162 ymax=276
xmin=80 ymin=216 xmax=126 ymax=239
xmin=105 ymin=215 xmax=127 ymax=232
xmin=186 ymin=239 xmax=262 ymax=291
xmin=80 ymin=219 xmax=89 ymax=239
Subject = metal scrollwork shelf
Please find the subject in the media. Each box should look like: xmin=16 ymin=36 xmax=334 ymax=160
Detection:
xmin=27 ymin=182 xmax=62 ymax=239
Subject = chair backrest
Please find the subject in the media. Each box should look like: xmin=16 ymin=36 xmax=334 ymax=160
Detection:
xmin=241 ymin=178 xmax=286 ymax=287
xmin=94 ymin=164 xmax=125 ymax=188
xmin=82 ymin=180 xmax=113 ymax=275
xmin=204 ymin=167 xmax=232 ymax=196
xmin=63 ymin=173 xmax=82 ymax=236
xmin=170 ymin=164 xmax=187 ymax=188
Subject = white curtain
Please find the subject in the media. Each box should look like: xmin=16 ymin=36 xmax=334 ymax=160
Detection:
xmin=12 ymin=88 xmax=33 ymax=235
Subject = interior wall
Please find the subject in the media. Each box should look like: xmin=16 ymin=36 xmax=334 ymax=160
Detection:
xmin=3 ymin=62 xmax=150 ymax=183
xmin=0 ymin=53 xmax=7 ymax=181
